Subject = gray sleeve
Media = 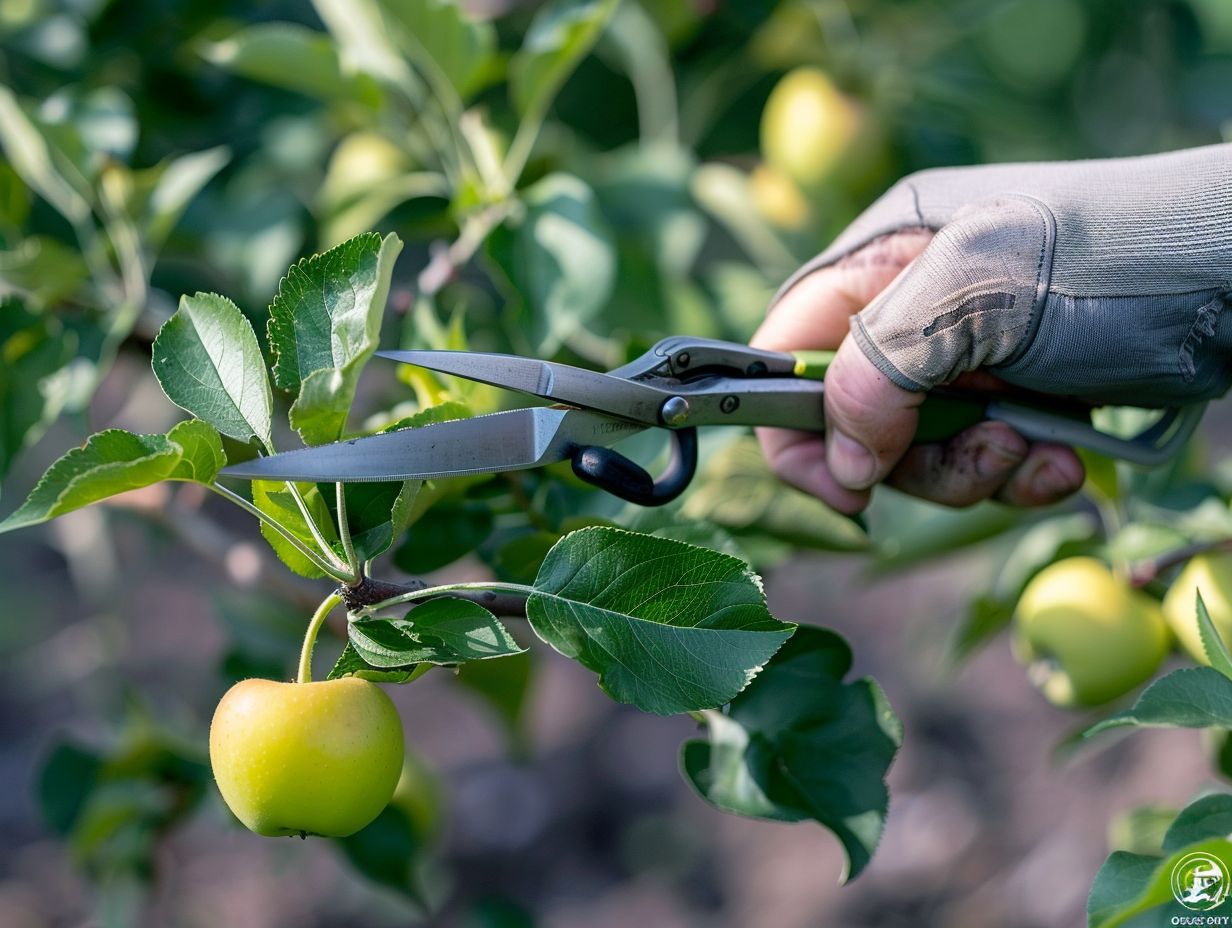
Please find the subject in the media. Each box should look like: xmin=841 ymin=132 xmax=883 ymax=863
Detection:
xmin=771 ymin=144 xmax=1232 ymax=405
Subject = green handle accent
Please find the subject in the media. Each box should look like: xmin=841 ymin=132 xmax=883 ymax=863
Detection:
xmin=914 ymin=393 xmax=989 ymax=443
xmin=793 ymin=351 xmax=986 ymax=442
xmin=914 ymin=391 xmax=1093 ymax=444
xmin=790 ymin=350 xmax=836 ymax=380
xmin=791 ymin=351 xmax=1097 ymax=446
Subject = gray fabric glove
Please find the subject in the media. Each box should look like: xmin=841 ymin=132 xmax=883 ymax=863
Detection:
xmin=775 ymin=144 xmax=1232 ymax=405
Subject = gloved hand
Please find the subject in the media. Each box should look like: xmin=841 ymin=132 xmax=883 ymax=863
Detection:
xmin=752 ymin=144 xmax=1232 ymax=513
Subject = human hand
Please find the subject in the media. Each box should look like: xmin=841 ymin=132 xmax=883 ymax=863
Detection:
xmin=752 ymin=145 xmax=1232 ymax=514
xmin=751 ymin=230 xmax=1085 ymax=514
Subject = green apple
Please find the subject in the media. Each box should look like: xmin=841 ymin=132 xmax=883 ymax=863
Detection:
xmin=761 ymin=68 xmax=860 ymax=190
xmin=760 ymin=67 xmax=888 ymax=196
xmin=1163 ymin=552 xmax=1232 ymax=663
xmin=209 ymin=677 xmax=404 ymax=837
xmin=1012 ymin=557 xmax=1169 ymax=708
xmin=319 ymin=131 xmax=412 ymax=210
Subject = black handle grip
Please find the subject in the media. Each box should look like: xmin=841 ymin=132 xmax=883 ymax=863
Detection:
xmin=571 ymin=428 xmax=699 ymax=506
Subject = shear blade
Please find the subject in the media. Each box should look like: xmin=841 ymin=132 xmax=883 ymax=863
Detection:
xmin=217 ymin=407 xmax=647 ymax=483
xmin=376 ymin=349 xmax=668 ymax=425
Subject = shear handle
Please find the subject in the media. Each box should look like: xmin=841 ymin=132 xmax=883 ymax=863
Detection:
xmin=571 ymin=428 xmax=699 ymax=506
xmin=986 ymin=401 xmax=1206 ymax=467
xmin=612 ymin=337 xmax=799 ymax=381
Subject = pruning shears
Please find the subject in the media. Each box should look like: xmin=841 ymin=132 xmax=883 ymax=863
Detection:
xmin=218 ymin=337 xmax=1205 ymax=506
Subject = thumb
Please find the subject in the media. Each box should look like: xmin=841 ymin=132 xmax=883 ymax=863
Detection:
xmin=823 ymin=194 xmax=1054 ymax=489
xmin=823 ymin=336 xmax=923 ymax=489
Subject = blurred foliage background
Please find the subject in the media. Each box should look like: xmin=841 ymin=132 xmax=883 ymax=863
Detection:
xmin=1 ymin=1 xmax=1231 ymax=926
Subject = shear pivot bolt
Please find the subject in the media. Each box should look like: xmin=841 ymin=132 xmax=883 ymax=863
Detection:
xmin=661 ymin=396 xmax=691 ymax=426
xmin=720 ymin=395 xmax=740 ymax=414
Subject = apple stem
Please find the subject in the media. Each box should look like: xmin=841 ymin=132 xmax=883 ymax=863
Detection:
xmin=298 ymin=592 xmax=343 ymax=684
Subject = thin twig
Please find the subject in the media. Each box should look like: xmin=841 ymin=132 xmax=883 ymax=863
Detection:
xmin=1129 ymin=538 xmax=1232 ymax=587
xmin=417 ymin=203 xmax=514 ymax=298
xmin=343 ymin=576 xmax=530 ymax=618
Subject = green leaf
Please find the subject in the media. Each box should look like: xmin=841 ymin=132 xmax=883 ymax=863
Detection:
xmin=493 ymin=530 xmax=561 ymax=585
xmin=1103 ymin=522 xmax=1187 ymax=566
xmin=165 ymin=420 xmax=228 ymax=482
xmin=381 ymin=0 xmax=497 ymax=101
xmin=251 ymin=480 xmax=338 ymax=579
xmin=331 ymin=480 xmax=420 ymax=564
xmin=593 ymin=144 xmax=704 ymax=279
xmin=690 ymin=163 xmax=796 ymax=280
xmin=380 ymin=400 xmax=473 ymax=434
xmin=42 ymin=713 xmax=208 ymax=889
xmin=1083 ymin=668 xmax=1232 ymax=739
xmin=349 ymin=599 xmax=525 ymax=667
xmin=311 ymin=0 xmax=418 ymax=90
xmin=1087 ymin=850 xmax=1172 ymax=928
xmin=0 ymin=161 xmax=30 ymax=230
xmin=681 ymin=437 xmax=868 ymax=551
xmin=143 ymin=146 xmax=230 ymax=248
xmin=526 ymin=526 xmax=795 ymax=715
xmin=1088 ymin=794 xmax=1232 ymax=926
xmin=948 ymin=595 xmax=1015 ymax=667
xmin=0 ymin=422 xmax=226 ymax=534
xmin=1210 ymin=728 xmax=1232 ymax=784
xmin=509 ymin=0 xmax=618 ymax=117
xmin=1088 ymin=837 xmax=1232 ymax=927
xmin=38 ymin=740 xmax=104 ymax=836
xmin=0 ymin=298 xmax=74 ymax=480
xmin=151 ymin=293 xmax=273 ymax=448
xmin=0 ymin=235 xmax=90 ymax=306
xmin=1162 ymin=793 xmax=1232 ymax=851
xmin=335 ymin=805 xmax=428 ymax=907
xmin=869 ymin=495 xmax=1022 ymax=572
xmin=201 ymin=23 xmax=382 ymax=105
xmin=0 ymin=85 xmax=89 ymax=223
xmin=267 ymin=231 xmax=403 ymax=444
xmin=488 ymin=173 xmax=615 ymax=353
xmin=680 ymin=626 xmax=902 ymax=882
xmin=394 ymin=499 xmax=494 ymax=573
xmin=1197 ymin=592 xmax=1232 ymax=681
xmin=1078 ymin=447 xmax=1121 ymax=501
xmin=327 ymin=642 xmax=430 ymax=683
